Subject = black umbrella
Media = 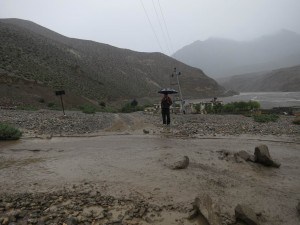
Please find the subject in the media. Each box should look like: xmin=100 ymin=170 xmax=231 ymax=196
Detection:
xmin=158 ymin=88 xmax=178 ymax=94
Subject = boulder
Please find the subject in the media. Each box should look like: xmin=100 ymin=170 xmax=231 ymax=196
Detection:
xmin=254 ymin=145 xmax=281 ymax=168
xmin=235 ymin=204 xmax=259 ymax=225
xmin=171 ymin=156 xmax=189 ymax=169
xmin=192 ymin=195 xmax=222 ymax=225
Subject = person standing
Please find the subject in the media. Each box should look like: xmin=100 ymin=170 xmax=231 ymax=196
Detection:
xmin=161 ymin=94 xmax=172 ymax=125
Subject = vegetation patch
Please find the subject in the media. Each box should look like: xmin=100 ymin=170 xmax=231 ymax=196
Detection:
xmin=253 ymin=114 xmax=280 ymax=123
xmin=79 ymin=105 xmax=97 ymax=114
xmin=199 ymin=101 xmax=260 ymax=114
xmin=222 ymin=101 xmax=260 ymax=113
xmin=292 ymin=116 xmax=300 ymax=125
xmin=121 ymin=100 xmax=146 ymax=113
xmin=17 ymin=105 xmax=38 ymax=111
xmin=47 ymin=102 xmax=55 ymax=108
xmin=0 ymin=122 xmax=22 ymax=140
xmin=38 ymin=98 xmax=45 ymax=103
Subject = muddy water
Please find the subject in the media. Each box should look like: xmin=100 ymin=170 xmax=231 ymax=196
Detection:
xmin=0 ymin=134 xmax=300 ymax=225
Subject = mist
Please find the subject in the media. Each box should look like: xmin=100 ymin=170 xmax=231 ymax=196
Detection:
xmin=1 ymin=0 xmax=300 ymax=55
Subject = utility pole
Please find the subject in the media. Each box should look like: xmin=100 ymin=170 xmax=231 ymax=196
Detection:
xmin=171 ymin=67 xmax=184 ymax=113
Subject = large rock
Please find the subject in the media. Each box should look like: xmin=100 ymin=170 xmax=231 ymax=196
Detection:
xmin=192 ymin=195 xmax=222 ymax=225
xmin=235 ymin=204 xmax=259 ymax=225
xmin=171 ymin=156 xmax=189 ymax=169
xmin=254 ymin=145 xmax=281 ymax=168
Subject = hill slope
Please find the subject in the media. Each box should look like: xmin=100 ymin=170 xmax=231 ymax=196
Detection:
xmin=173 ymin=30 xmax=300 ymax=78
xmin=217 ymin=65 xmax=300 ymax=92
xmin=0 ymin=18 xmax=226 ymax=108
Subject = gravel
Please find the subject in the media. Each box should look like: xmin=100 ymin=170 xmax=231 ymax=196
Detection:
xmin=0 ymin=187 xmax=170 ymax=225
xmin=0 ymin=109 xmax=299 ymax=137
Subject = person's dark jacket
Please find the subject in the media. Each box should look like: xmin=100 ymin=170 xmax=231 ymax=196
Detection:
xmin=161 ymin=96 xmax=172 ymax=109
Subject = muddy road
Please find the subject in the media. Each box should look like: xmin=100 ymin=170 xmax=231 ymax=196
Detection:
xmin=0 ymin=134 xmax=299 ymax=224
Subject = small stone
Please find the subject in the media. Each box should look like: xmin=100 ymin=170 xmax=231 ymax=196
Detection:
xmin=145 ymin=217 xmax=153 ymax=223
xmin=236 ymin=151 xmax=251 ymax=161
xmin=2 ymin=217 xmax=9 ymax=225
xmin=143 ymin=129 xmax=150 ymax=134
xmin=27 ymin=218 xmax=38 ymax=224
xmin=139 ymin=207 xmax=146 ymax=217
xmin=187 ymin=208 xmax=199 ymax=220
xmin=66 ymin=216 xmax=78 ymax=225
xmin=171 ymin=156 xmax=189 ymax=169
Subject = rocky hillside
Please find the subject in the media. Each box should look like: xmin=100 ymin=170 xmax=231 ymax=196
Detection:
xmin=173 ymin=30 xmax=300 ymax=78
xmin=217 ymin=65 xmax=300 ymax=92
xmin=0 ymin=18 xmax=226 ymax=108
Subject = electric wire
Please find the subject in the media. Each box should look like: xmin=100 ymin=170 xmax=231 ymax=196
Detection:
xmin=151 ymin=0 xmax=171 ymax=55
xmin=139 ymin=0 xmax=164 ymax=53
xmin=157 ymin=0 xmax=174 ymax=54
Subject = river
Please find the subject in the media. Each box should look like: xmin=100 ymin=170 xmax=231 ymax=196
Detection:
xmin=190 ymin=92 xmax=300 ymax=109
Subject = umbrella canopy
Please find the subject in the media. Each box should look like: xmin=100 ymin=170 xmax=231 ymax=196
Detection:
xmin=158 ymin=88 xmax=178 ymax=94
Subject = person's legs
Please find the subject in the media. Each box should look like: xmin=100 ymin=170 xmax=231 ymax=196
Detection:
xmin=166 ymin=108 xmax=170 ymax=125
xmin=162 ymin=109 xmax=166 ymax=124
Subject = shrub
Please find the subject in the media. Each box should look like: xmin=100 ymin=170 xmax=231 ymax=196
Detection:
xmin=253 ymin=114 xmax=279 ymax=123
xmin=47 ymin=102 xmax=55 ymax=108
xmin=79 ymin=105 xmax=96 ymax=114
xmin=293 ymin=117 xmax=300 ymax=125
xmin=99 ymin=101 xmax=106 ymax=107
xmin=221 ymin=101 xmax=260 ymax=113
xmin=38 ymin=98 xmax=45 ymax=103
xmin=17 ymin=105 xmax=38 ymax=111
xmin=131 ymin=99 xmax=138 ymax=107
xmin=0 ymin=123 xmax=22 ymax=140
xmin=121 ymin=102 xmax=144 ymax=113
xmin=194 ymin=104 xmax=201 ymax=113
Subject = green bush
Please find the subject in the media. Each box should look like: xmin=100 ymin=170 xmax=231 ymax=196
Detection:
xmin=253 ymin=114 xmax=279 ymax=123
xmin=194 ymin=104 xmax=201 ymax=113
xmin=17 ymin=105 xmax=38 ymax=111
xmin=47 ymin=102 xmax=55 ymax=108
xmin=222 ymin=101 xmax=260 ymax=113
xmin=293 ymin=117 xmax=300 ymax=125
xmin=99 ymin=101 xmax=106 ymax=107
xmin=131 ymin=99 xmax=138 ymax=107
xmin=0 ymin=123 xmax=22 ymax=140
xmin=121 ymin=102 xmax=145 ymax=113
xmin=79 ymin=105 xmax=96 ymax=114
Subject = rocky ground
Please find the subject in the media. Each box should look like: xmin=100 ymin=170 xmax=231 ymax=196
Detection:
xmin=0 ymin=109 xmax=299 ymax=138
xmin=0 ymin=109 xmax=300 ymax=225
xmin=0 ymin=184 xmax=184 ymax=225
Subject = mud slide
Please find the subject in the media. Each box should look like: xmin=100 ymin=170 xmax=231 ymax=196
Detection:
xmin=0 ymin=133 xmax=299 ymax=224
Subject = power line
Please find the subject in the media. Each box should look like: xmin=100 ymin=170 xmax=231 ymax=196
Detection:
xmin=139 ymin=0 xmax=164 ymax=53
xmin=157 ymin=0 xmax=174 ymax=54
xmin=151 ymin=0 xmax=171 ymax=55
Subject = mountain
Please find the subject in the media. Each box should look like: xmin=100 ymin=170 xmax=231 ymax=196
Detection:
xmin=217 ymin=65 xmax=300 ymax=92
xmin=172 ymin=30 xmax=300 ymax=78
xmin=0 ymin=18 xmax=226 ymax=108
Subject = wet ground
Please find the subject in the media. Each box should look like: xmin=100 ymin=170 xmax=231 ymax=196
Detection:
xmin=1 ymin=134 xmax=299 ymax=224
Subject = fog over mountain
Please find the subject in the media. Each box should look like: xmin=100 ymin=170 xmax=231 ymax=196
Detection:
xmin=218 ymin=64 xmax=300 ymax=92
xmin=173 ymin=30 xmax=300 ymax=78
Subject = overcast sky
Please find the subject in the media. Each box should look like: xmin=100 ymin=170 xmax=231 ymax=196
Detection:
xmin=1 ymin=0 xmax=300 ymax=55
